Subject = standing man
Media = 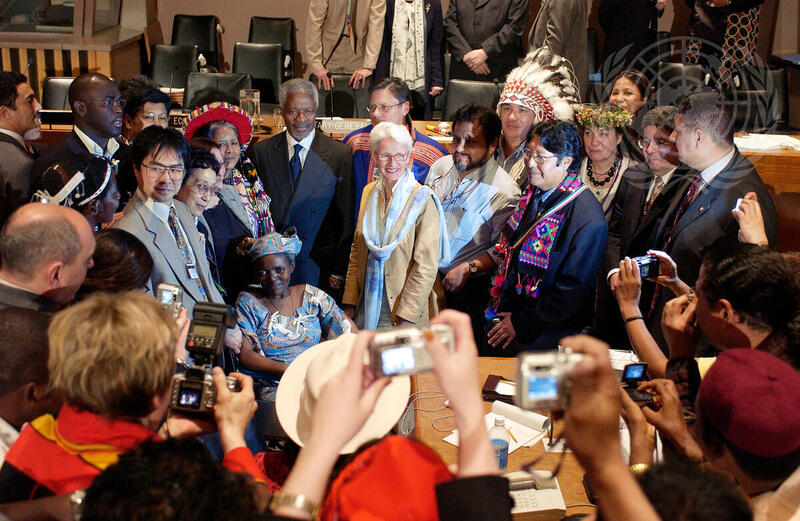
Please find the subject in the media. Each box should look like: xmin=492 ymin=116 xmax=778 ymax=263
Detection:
xmin=344 ymin=77 xmax=447 ymax=215
xmin=426 ymin=103 xmax=520 ymax=343
xmin=647 ymin=93 xmax=777 ymax=351
xmin=0 ymin=72 xmax=42 ymax=224
xmin=306 ymin=0 xmax=386 ymax=90
xmin=248 ymin=79 xmax=354 ymax=298
xmin=528 ymin=0 xmax=589 ymax=99
xmin=444 ymin=0 xmax=528 ymax=82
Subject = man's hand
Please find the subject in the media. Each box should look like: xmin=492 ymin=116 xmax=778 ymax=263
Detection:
xmin=442 ymin=262 xmax=470 ymax=293
xmin=314 ymin=68 xmax=334 ymax=90
xmin=609 ymin=271 xmax=620 ymax=293
xmin=655 ymin=0 xmax=667 ymax=9
xmin=487 ymin=312 xmax=516 ymax=349
xmin=429 ymin=86 xmax=444 ymax=97
xmin=348 ymin=68 xmax=373 ymax=89
xmin=733 ymin=191 xmax=769 ymax=246
xmin=661 ymin=294 xmax=699 ymax=359
xmin=328 ymin=275 xmax=343 ymax=290
xmin=428 ymin=310 xmax=482 ymax=418
xmin=463 ymin=49 xmax=488 ymax=68
xmin=213 ymin=369 xmax=257 ymax=453
xmin=174 ymin=307 xmax=190 ymax=361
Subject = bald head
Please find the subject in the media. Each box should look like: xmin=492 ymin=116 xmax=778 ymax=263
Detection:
xmin=69 ymin=73 xmax=123 ymax=145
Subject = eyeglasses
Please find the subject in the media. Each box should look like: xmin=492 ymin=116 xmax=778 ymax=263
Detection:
xmin=139 ymin=112 xmax=169 ymax=124
xmin=142 ymin=162 xmax=185 ymax=180
xmin=188 ymin=183 xmax=218 ymax=196
xmin=81 ymin=97 xmax=126 ymax=109
xmin=638 ymin=137 xmax=672 ymax=150
xmin=366 ymin=102 xmax=402 ymax=113
xmin=523 ymin=148 xmax=558 ymax=163
xmin=376 ymin=152 xmax=408 ymax=163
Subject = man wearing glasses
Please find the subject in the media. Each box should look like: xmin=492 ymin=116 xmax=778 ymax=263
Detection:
xmin=30 ymin=73 xmax=123 ymax=196
xmin=114 ymin=126 xmax=223 ymax=315
xmin=344 ymin=77 xmax=447 ymax=217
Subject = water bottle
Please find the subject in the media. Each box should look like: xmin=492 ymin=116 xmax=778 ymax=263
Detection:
xmin=489 ymin=415 xmax=510 ymax=471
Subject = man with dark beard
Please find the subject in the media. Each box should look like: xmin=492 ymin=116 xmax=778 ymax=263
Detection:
xmin=425 ymin=103 xmax=520 ymax=344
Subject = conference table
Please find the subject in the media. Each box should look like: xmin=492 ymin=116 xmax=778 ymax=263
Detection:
xmin=411 ymin=357 xmax=596 ymax=518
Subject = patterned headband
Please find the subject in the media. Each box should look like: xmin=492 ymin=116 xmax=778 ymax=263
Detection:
xmin=249 ymin=231 xmax=303 ymax=260
xmin=575 ymin=105 xmax=632 ymax=129
xmin=498 ymin=80 xmax=555 ymax=122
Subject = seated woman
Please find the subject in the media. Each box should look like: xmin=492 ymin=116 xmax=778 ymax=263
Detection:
xmin=576 ymin=103 xmax=635 ymax=220
xmin=237 ymin=230 xmax=354 ymax=401
xmin=484 ymin=120 xmax=607 ymax=354
xmin=183 ymin=102 xmax=274 ymax=238
xmin=31 ymin=155 xmax=120 ymax=231
xmin=607 ymin=70 xmax=651 ymax=162
xmin=78 ymin=228 xmax=154 ymax=297
xmin=342 ymin=122 xmax=449 ymax=329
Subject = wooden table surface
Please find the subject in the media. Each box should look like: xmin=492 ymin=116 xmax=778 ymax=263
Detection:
xmin=410 ymin=357 xmax=596 ymax=518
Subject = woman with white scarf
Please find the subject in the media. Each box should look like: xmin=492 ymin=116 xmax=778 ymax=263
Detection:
xmin=343 ymin=122 xmax=450 ymax=329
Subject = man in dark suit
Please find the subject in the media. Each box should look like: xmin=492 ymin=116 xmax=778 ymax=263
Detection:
xmin=29 ymin=73 xmax=123 ymax=197
xmin=598 ymin=106 xmax=688 ymax=347
xmin=248 ymin=79 xmax=354 ymax=298
xmin=0 ymin=72 xmax=43 ymax=224
xmin=648 ymin=93 xmax=778 ymax=352
xmin=444 ymin=0 xmax=528 ymax=83
xmin=0 ymin=203 xmax=96 ymax=312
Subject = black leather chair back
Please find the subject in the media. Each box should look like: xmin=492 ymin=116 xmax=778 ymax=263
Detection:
xmin=233 ymin=43 xmax=282 ymax=105
xmin=587 ymin=27 xmax=599 ymax=76
xmin=183 ymin=73 xmax=252 ymax=111
xmin=442 ymin=80 xmax=500 ymax=121
xmin=150 ymin=44 xmax=198 ymax=90
xmin=248 ymin=16 xmax=295 ymax=80
xmin=314 ymin=74 xmax=370 ymax=118
xmin=654 ymin=61 xmax=709 ymax=106
xmin=768 ymin=67 xmax=789 ymax=130
xmin=41 ymin=77 xmax=74 ymax=110
xmin=172 ymin=14 xmax=220 ymax=69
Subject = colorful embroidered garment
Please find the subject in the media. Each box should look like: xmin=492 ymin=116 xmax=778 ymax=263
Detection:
xmin=226 ymin=158 xmax=275 ymax=237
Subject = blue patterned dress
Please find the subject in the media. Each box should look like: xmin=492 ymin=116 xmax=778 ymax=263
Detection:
xmin=236 ymin=284 xmax=350 ymax=400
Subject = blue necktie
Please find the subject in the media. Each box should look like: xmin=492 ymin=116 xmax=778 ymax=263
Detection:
xmin=290 ymin=143 xmax=303 ymax=184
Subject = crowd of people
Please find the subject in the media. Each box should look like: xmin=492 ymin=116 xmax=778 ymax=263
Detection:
xmin=0 ymin=2 xmax=793 ymax=516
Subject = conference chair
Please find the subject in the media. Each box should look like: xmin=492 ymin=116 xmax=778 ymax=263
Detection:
xmin=248 ymin=16 xmax=295 ymax=80
xmin=171 ymin=14 xmax=222 ymax=70
xmin=232 ymin=42 xmax=282 ymax=106
xmin=654 ymin=61 xmax=709 ymax=106
xmin=41 ymin=77 xmax=74 ymax=110
xmin=442 ymin=79 xmax=500 ymax=121
xmin=314 ymin=74 xmax=370 ymax=118
xmin=183 ymin=73 xmax=251 ymax=111
xmin=150 ymin=44 xmax=198 ymax=90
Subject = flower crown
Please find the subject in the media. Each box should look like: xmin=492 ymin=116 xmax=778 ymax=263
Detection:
xmin=575 ymin=105 xmax=632 ymax=129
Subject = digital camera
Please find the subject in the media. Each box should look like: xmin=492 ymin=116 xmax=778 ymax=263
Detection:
xmin=368 ymin=324 xmax=455 ymax=377
xmin=515 ymin=350 xmax=584 ymax=411
xmin=157 ymin=283 xmax=182 ymax=319
xmin=632 ymin=255 xmax=659 ymax=279
xmin=171 ymin=367 xmax=241 ymax=414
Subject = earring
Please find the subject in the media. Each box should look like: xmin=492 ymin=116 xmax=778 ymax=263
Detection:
xmin=89 ymin=199 xmax=104 ymax=216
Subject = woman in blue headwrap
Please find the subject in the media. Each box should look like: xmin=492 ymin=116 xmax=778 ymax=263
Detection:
xmin=235 ymin=229 xmax=355 ymax=401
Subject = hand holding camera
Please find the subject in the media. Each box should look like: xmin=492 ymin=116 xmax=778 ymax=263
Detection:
xmin=212 ymin=368 xmax=257 ymax=453
xmin=638 ymin=379 xmax=703 ymax=460
xmin=661 ymin=293 xmax=700 ymax=359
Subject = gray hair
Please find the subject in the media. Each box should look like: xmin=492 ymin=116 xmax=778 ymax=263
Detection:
xmin=641 ymin=105 xmax=678 ymax=133
xmin=207 ymin=120 xmax=240 ymax=141
xmin=0 ymin=218 xmax=80 ymax=281
xmin=369 ymin=121 xmax=413 ymax=155
xmin=279 ymin=79 xmax=319 ymax=109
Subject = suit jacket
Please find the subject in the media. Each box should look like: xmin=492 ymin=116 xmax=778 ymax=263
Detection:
xmin=0 ymin=283 xmax=56 ymax=313
xmin=599 ymin=0 xmax=661 ymax=65
xmin=305 ymin=0 xmax=387 ymax=73
xmin=248 ymin=131 xmax=355 ymax=288
xmin=29 ymin=132 xmax=93 ymax=200
xmin=0 ymin=133 xmax=38 ymax=224
xmin=342 ymin=181 xmax=441 ymax=324
xmin=443 ymin=0 xmax=528 ymax=82
xmin=648 ymin=149 xmax=778 ymax=349
xmin=113 ymin=191 xmax=223 ymax=315
xmin=529 ymin=0 xmax=589 ymax=99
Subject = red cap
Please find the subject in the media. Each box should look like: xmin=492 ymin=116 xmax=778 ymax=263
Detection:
xmin=320 ymin=436 xmax=454 ymax=521
xmin=697 ymin=348 xmax=800 ymax=458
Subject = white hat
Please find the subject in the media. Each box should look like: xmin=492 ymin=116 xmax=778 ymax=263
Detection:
xmin=275 ymin=334 xmax=411 ymax=454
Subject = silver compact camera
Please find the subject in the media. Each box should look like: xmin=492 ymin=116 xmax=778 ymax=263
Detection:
xmin=170 ymin=367 xmax=241 ymax=414
xmin=369 ymin=324 xmax=455 ymax=377
xmin=157 ymin=283 xmax=182 ymax=319
xmin=515 ymin=350 xmax=584 ymax=411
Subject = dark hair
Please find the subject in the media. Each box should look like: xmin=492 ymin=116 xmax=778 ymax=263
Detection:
xmin=82 ymin=437 xmax=258 ymax=521
xmin=640 ymin=105 xmax=678 ymax=133
xmin=189 ymin=137 xmax=222 ymax=155
xmin=78 ymin=229 xmax=154 ymax=296
xmin=452 ymin=102 xmax=502 ymax=147
xmin=369 ymin=77 xmax=410 ymax=103
xmin=635 ymin=458 xmax=752 ymax=521
xmin=131 ymin=126 xmax=190 ymax=169
xmin=0 ymin=71 xmax=27 ymax=109
xmin=120 ymin=77 xmax=171 ymax=119
xmin=528 ymin=120 xmax=583 ymax=174
xmin=609 ymin=69 xmax=651 ymax=102
xmin=184 ymin=150 xmax=222 ymax=187
xmin=0 ymin=307 xmax=51 ymax=396
xmin=701 ymin=241 xmax=800 ymax=334
xmin=677 ymin=92 xmax=734 ymax=146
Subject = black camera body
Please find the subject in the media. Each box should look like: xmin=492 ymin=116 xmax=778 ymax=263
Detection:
xmin=169 ymin=303 xmax=239 ymax=415
xmin=632 ymin=255 xmax=659 ymax=279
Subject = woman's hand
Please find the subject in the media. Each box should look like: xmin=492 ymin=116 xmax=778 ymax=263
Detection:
xmin=661 ymin=293 xmax=700 ymax=359
xmin=732 ymin=191 xmax=769 ymax=246
xmin=487 ymin=312 xmax=516 ymax=349
xmin=616 ymin=257 xmax=642 ymax=316
xmin=620 ymin=389 xmax=654 ymax=465
xmin=646 ymin=250 xmax=691 ymax=296
xmin=174 ymin=307 xmax=190 ymax=361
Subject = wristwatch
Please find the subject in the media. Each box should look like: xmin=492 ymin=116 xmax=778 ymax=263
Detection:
xmin=467 ymin=259 xmax=478 ymax=274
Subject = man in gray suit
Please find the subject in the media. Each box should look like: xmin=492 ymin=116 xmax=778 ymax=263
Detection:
xmin=529 ymin=0 xmax=589 ymax=99
xmin=0 ymin=72 xmax=42 ymax=224
xmin=114 ymin=126 xmax=223 ymax=315
xmin=0 ymin=203 xmax=95 ymax=312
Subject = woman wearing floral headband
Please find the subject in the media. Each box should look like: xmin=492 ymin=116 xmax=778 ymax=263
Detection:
xmin=576 ymin=103 xmax=635 ymax=220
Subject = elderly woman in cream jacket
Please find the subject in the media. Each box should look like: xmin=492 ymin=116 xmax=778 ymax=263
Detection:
xmin=342 ymin=122 xmax=449 ymax=329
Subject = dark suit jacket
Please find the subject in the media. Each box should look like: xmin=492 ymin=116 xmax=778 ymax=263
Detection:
xmin=599 ymin=0 xmax=662 ymax=66
xmin=444 ymin=0 xmax=528 ymax=82
xmin=529 ymin=0 xmax=588 ymax=98
xmin=0 ymin=133 xmax=39 ymax=224
xmin=0 ymin=283 xmax=56 ymax=313
xmin=29 ymin=132 xmax=92 ymax=200
xmin=248 ymin=131 xmax=354 ymax=288
xmin=648 ymin=149 xmax=778 ymax=349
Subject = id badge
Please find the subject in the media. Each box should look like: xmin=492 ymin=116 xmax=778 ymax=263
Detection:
xmin=187 ymin=264 xmax=200 ymax=280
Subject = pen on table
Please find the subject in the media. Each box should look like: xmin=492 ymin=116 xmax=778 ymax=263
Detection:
xmin=425 ymin=124 xmax=452 ymax=136
xmin=508 ymin=428 xmax=518 ymax=443
xmin=499 ymin=379 xmax=516 ymax=386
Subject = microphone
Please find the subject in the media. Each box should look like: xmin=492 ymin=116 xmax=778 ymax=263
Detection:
xmin=326 ymin=71 xmax=334 ymax=117
xmin=168 ymin=64 xmax=180 ymax=107
xmin=24 ymin=57 xmax=34 ymax=76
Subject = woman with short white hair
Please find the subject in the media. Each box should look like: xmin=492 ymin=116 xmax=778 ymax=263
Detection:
xmin=342 ymin=122 xmax=450 ymax=328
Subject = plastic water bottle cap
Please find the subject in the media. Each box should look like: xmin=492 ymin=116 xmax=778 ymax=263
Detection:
xmin=494 ymin=415 xmax=505 ymax=426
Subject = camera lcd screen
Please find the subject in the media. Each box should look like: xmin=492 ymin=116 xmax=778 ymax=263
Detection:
xmin=381 ymin=346 xmax=415 ymax=375
xmin=159 ymin=290 xmax=174 ymax=305
xmin=528 ymin=375 xmax=558 ymax=399
xmin=178 ymin=383 xmax=202 ymax=409
xmin=190 ymin=323 xmax=218 ymax=338
xmin=623 ymin=363 xmax=646 ymax=380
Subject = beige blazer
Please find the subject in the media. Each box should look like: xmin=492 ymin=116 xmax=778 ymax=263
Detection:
xmin=305 ymin=0 xmax=387 ymax=74
xmin=343 ymin=181 xmax=441 ymax=324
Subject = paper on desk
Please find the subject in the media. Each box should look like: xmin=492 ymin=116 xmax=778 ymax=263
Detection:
xmin=734 ymin=133 xmax=800 ymax=152
xmin=443 ymin=401 xmax=549 ymax=453
xmin=608 ymin=349 xmax=640 ymax=371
